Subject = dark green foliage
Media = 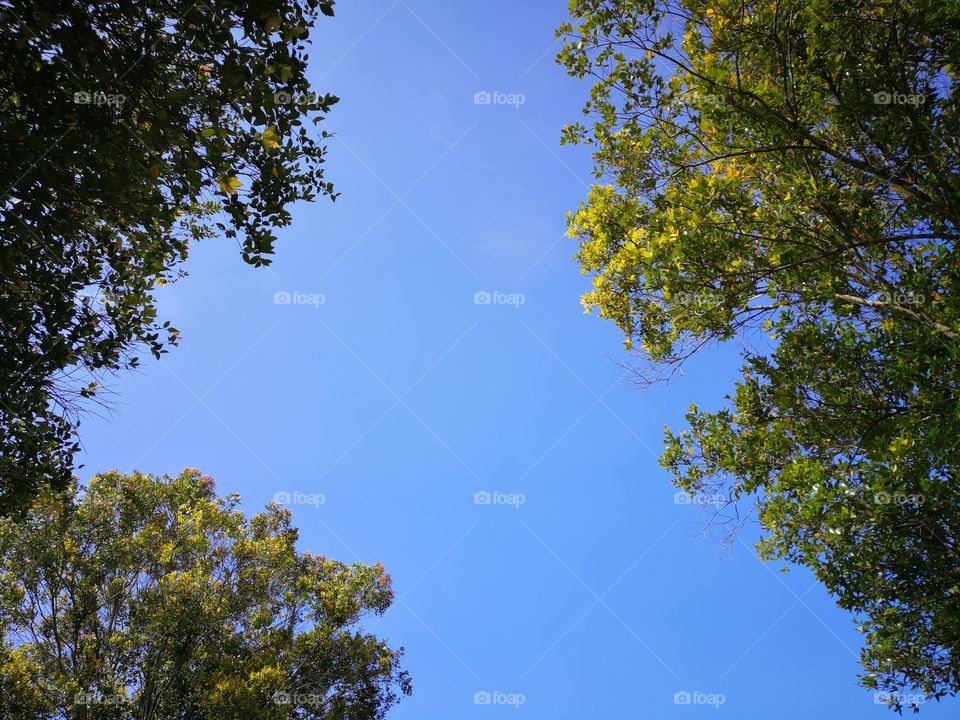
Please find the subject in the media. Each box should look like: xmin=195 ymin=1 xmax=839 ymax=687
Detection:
xmin=0 ymin=0 xmax=340 ymax=513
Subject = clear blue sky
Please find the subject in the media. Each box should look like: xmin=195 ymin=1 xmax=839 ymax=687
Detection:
xmin=75 ymin=2 xmax=955 ymax=717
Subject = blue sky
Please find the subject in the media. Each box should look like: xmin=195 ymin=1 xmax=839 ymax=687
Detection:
xmin=75 ymin=1 xmax=955 ymax=718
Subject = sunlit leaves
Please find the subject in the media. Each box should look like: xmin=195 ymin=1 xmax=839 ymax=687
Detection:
xmin=219 ymin=175 xmax=243 ymax=194
xmin=0 ymin=470 xmax=412 ymax=718
xmin=559 ymin=0 xmax=960 ymax=707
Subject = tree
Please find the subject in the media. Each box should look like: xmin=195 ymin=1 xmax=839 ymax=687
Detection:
xmin=557 ymin=0 xmax=959 ymax=709
xmin=0 ymin=469 xmax=412 ymax=718
xmin=0 ymin=0 xmax=340 ymax=513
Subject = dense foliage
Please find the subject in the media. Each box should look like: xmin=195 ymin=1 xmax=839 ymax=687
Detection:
xmin=558 ymin=0 xmax=960 ymax=709
xmin=0 ymin=0 xmax=339 ymax=513
xmin=0 ymin=469 xmax=411 ymax=718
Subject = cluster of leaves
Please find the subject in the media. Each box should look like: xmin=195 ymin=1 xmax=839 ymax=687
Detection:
xmin=558 ymin=0 xmax=959 ymax=708
xmin=0 ymin=469 xmax=411 ymax=718
xmin=0 ymin=0 xmax=340 ymax=514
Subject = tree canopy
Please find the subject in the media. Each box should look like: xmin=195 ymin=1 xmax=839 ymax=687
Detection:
xmin=0 ymin=469 xmax=411 ymax=718
xmin=558 ymin=0 xmax=960 ymax=709
xmin=0 ymin=0 xmax=339 ymax=514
